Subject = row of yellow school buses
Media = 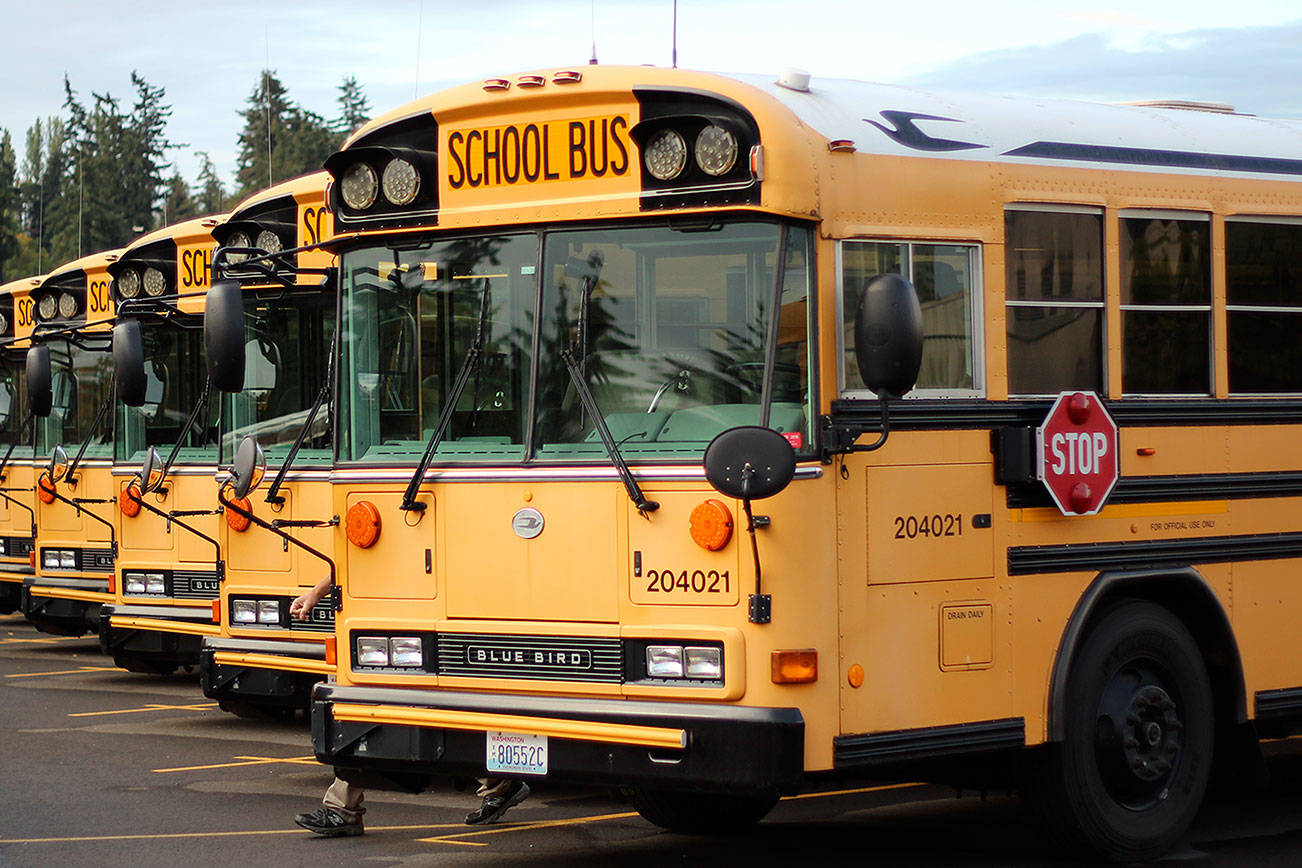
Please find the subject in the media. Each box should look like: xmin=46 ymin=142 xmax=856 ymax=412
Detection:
xmin=3 ymin=65 xmax=1302 ymax=861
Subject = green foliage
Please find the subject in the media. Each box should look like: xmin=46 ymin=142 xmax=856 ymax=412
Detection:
xmin=233 ymin=70 xmax=337 ymax=204
xmin=334 ymin=75 xmax=372 ymax=137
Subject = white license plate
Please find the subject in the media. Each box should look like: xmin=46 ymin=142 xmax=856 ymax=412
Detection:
xmin=486 ymin=730 xmax=548 ymax=776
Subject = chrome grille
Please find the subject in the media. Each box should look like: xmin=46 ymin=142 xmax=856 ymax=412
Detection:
xmin=437 ymin=633 xmax=623 ymax=683
xmin=289 ymin=600 xmax=335 ymax=633
xmin=171 ymin=570 xmax=221 ymax=600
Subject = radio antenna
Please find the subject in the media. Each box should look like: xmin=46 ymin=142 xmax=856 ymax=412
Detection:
xmin=672 ymin=0 xmax=678 ymax=68
xmin=589 ymin=0 xmax=598 ymax=65
xmin=264 ymin=28 xmax=272 ymax=188
xmin=415 ymin=0 xmax=425 ymax=99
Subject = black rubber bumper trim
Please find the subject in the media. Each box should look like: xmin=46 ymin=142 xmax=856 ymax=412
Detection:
xmin=200 ymin=639 xmax=324 ymax=705
xmin=833 ymin=718 xmax=1025 ymax=769
xmin=311 ymin=683 xmax=805 ymax=797
xmin=97 ymin=604 xmax=206 ymax=664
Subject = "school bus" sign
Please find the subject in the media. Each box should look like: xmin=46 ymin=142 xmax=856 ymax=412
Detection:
xmin=446 ymin=114 xmax=632 ymax=190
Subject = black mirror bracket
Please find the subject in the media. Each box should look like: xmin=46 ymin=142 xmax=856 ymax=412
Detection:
xmin=819 ymin=395 xmax=896 ymax=462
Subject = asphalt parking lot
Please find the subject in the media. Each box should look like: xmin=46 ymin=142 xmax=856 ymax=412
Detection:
xmin=5 ymin=610 xmax=1302 ymax=867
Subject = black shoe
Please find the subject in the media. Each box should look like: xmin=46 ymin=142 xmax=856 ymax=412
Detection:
xmin=465 ymin=780 xmax=530 ymax=825
xmin=294 ymin=807 xmax=364 ymax=837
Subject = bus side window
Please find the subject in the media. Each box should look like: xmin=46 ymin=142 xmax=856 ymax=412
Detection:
xmin=1226 ymin=219 xmax=1302 ymax=393
xmin=839 ymin=239 xmax=982 ymax=397
xmin=1120 ymin=212 xmax=1211 ymax=395
xmin=1004 ymin=207 xmax=1105 ymax=395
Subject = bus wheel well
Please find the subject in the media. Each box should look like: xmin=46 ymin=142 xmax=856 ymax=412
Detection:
xmin=1047 ymin=567 xmax=1246 ymax=751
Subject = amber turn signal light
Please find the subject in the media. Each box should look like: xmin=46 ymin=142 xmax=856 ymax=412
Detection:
xmin=771 ymin=649 xmax=818 ymax=684
xmin=689 ymin=499 xmax=733 ymax=551
xmin=324 ymin=635 xmax=337 ymax=667
xmin=119 ymin=483 xmax=142 ymax=517
xmin=225 ymin=495 xmax=253 ymax=532
xmin=211 ymin=599 xmax=221 ymax=623
xmin=346 ymin=501 xmax=381 ymax=548
xmin=37 ymin=473 xmax=55 ymax=505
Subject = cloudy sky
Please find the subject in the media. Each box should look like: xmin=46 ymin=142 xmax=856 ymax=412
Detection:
xmin=2 ymin=0 xmax=1300 ymax=185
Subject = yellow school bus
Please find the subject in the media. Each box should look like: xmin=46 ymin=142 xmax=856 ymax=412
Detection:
xmin=198 ymin=172 xmax=338 ymax=716
xmin=212 ymin=67 xmax=1302 ymax=861
xmin=22 ymin=249 xmax=121 ymax=635
xmin=0 ymin=275 xmax=42 ymax=613
xmin=98 ymin=215 xmax=229 ymax=673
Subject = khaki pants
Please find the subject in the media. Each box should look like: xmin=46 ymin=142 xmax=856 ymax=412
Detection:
xmin=323 ymin=777 xmax=510 ymax=820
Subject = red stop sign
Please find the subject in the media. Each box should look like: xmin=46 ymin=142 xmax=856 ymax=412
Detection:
xmin=1035 ymin=391 xmax=1119 ymax=516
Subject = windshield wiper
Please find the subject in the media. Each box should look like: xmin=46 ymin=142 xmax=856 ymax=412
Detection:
xmin=65 ymin=382 xmax=117 ymax=486
xmin=157 ymin=379 xmax=212 ymax=484
xmin=400 ymin=281 xmax=493 ymax=512
xmin=265 ymin=281 xmax=338 ymax=506
xmin=560 ymin=348 xmax=658 ymax=516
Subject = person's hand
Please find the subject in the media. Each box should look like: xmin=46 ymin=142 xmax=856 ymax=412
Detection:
xmin=289 ymin=593 xmax=314 ymax=621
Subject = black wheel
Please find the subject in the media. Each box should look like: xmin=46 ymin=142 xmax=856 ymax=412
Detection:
xmin=632 ymin=788 xmax=776 ymax=834
xmin=1025 ymin=600 xmax=1213 ymax=862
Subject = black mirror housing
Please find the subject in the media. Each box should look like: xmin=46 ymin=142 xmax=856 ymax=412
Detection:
xmin=703 ymin=426 xmax=796 ymax=501
xmin=204 ymin=279 xmax=245 ymax=394
xmin=26 ymin=344 xmax=52 ymax=418
xmin=230 ymin=436 xmax=266 ymax=500
xmin=854 ymin=273 xmax=923 ymax=399
xmin=114 ymin=319 xmax=148 ymax=407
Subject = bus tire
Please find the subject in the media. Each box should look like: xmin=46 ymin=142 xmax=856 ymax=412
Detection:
xmin=1027 ymin=599 xmax=1213 ymax=862
xmin=631 ymin=788 xmax=776 ymax=834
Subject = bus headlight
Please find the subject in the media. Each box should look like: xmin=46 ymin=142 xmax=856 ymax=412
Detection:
xmin=341 ymin=162 xmax=379 ymax=210
xmin=256 ymin=229 xmax=282 ymax=254
xmin=258 ymin=600 xmax=281 ymax=624
xmin=646 ymin=645 xmax=685 ymax=678
xmin=356 ymin=636 xmax=390 ymax=667
xmin=381 ymin=158 xmax=420 ymax=206
xmin=644 ymin=129 xmax=687 ymax=181
xmin=37 ymin=294 xmax=57 ymax=321
xmin=694 ymin=125 xmax=738 ymax=176
xmin=684 ymin=646 xmax=723 ymax=679
xmin=226 ymin=231 xmax=251 ymax=264
xmin=60 ymin=551 xmax=76 ymax=569
xmin=232 ymin=599 xmax=257 ymax=623
xmin=389 ymin=636 xmax=424 ymax=667
xmin=143 ymin=267 xmax=166 ymax=297
xmin=59 ymin=292 xmax=79 ymax=318
xmin=117 ymin=268 xmax=141 ymax=299
xmin=125 ymin=574 xmax=146 ymax=594
xmin=145 ymin=573 xmax=166 ymax=594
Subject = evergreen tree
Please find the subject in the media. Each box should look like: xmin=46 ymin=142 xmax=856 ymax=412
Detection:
xmin=333 ymin=75 xmax=371 ymax=139
xmin=159 ymin=172 xmax=197 ymax=227
xmin=233 ymin=70 xmax=336 ymax=201
xmin=194 ymin=151 xmax=225 ymax=214
xmin=0 ymin=130 xmax=19 ymax=283
xmin=19 ymin=118 xmax=71 ymax=273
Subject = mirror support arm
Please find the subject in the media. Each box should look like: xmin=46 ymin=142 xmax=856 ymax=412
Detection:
xmin=819 ymin=396 xmax=894 ymax=461
xmin=218 ymin=485 xmax=337 ymax=609
xmin=131 ymin=495 xmax=223 ymax=584
xmin=0 ymin=489 xmax=35 ymax=537
xmin=159 ymin=380 xmax=212 ymax=485
xmin=44 ymin=488 xmax=117 ymax=557
xmin=758 ymin=225 xmax=789 ymax=429
xmin=265 ymin=306 xmax=339 ymax=506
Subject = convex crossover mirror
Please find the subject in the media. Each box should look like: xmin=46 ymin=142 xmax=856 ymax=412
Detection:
xmin=854 ymin=273 xmax=923 ymax=398
xmin=204 ymin=279 xmax=245 ymax=394
xmin=703 ymin=426 xmax=796 ymax=500
xmin=113 ymin=319 xmax=147 ymax=407
xmin=229 ymin=436 xmax=266 ymax=500
xmin=26 ymin=344 xmax=52 ymax=418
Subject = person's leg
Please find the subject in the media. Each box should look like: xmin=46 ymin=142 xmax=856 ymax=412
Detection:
xmin=465 ymin=777 xmax=530 ymax=825
xmin=294 ymin=777 xmax=366 ymax=836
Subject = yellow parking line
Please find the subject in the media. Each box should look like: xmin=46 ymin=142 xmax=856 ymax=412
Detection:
xmin=68 ymin=702 xmax=218 ymax=717
xmin=5 ymin=666 xmax=117 ymax=678
xmin=785 ymin=782 xmax=925 ymax=800
xmin=154 ymin=755 xmax=318 ymax=773
xmin=0 ymin=822 xmax=464 ymax=845
xmin=0 ymin=635 xmax=88 ymax=644
xmin=418 ymin=810 xmax=639 ymax=845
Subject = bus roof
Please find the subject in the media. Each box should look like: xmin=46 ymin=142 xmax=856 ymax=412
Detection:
xmin=0 ymin=275 xmax=44 ymax=297
xmin=39 ymin=248 xmax=125 ymax=287
xmin=227 ymin=171 xmax=329 ymax=220
xmin=122 ymin=214 xmax=227 ymax=259
xmin=347 ymin=65 xmax=1302 ymax=184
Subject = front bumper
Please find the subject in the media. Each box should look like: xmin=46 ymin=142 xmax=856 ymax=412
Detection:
xmin=201 ymin=636 xmax=330 ymax=708
xmin=99 ymin=603 xmax=221 ymax=668
xmin=312 ymin=683 xmax=805 ymax=797
xmin=21 ymin=577 xmax=110 ymax=635
xmin=0 ymin=579 xmax=20 ymax=614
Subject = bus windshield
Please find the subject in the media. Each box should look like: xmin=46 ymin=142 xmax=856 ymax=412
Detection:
xmin=36 ymin=339 xmax=114 ymax=458
xmin=339 ymin=218 xmax=813 ymax=463
xmin=221 ymin=289 xmax=335 ymax=465
xmin=115 ymin=319 xmax=217 ymax=464
xmin=0 ymin=355 xmax=27 ymax=442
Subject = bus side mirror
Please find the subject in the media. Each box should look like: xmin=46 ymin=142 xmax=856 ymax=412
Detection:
xmin=229 ymin=436 xmax=266 ymax=500
xmin=204 ymin=279 xmax=245 ymax=394
xmin=854 ymin=273 xmax=923 ymax=398
xmin=48 ymin=444 xmax=69 ymax=483
xmin=26 ymin=344 xmax=52 ymax=418
xmin=140 ymin=445 xmax=165 ymax=494
xmin=703 ymin=426 xmax=796 ymax=500
xmin=114 ymin=319 xmax=148 ymax=407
